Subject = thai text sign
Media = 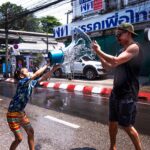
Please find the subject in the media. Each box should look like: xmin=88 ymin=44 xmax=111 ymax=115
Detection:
xmin=54 ymin=2 xmax=150 ymax=38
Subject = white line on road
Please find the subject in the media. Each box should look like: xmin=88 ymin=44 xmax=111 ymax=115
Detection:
xmin=44 ymin=115 xmax=80 ymax=129
xmin=138 ymin=101 xmax=150 ymax=106
xmin=89 ymin=95 xmax=150 ymax=106
xmin=0 ymin=99 xmax=3 ymax=101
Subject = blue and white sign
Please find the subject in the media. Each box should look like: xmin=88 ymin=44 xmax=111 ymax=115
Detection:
xmin=80 ymin=0 xmax=93 ymax=14
xmin=54 ymin=2 xmax=150 ymax=38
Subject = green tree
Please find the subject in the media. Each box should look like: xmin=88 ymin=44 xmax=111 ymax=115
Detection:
xmin=40 ymin=16 xmax=62 ymax=33
xmin=0 ymin=2 xmax=40 ymax=32
xmin=32 ymin=53 xmax=44 ymax=68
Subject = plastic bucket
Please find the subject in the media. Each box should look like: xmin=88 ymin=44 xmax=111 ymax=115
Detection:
xmin=48 ymin=50 xmax=64 ymax=65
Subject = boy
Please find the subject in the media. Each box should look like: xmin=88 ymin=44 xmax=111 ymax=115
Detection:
xmin=7 ymin=63 xmax=59 ymax=150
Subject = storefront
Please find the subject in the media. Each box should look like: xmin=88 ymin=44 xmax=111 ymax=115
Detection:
xmin=54 ymin=0 xmax=150 ymax=76
xmin=0 ymin=29 xmax=63 ymax=75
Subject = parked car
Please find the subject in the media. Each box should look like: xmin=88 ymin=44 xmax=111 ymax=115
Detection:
xmin=53 ymin=55 xmax=106 ymax=80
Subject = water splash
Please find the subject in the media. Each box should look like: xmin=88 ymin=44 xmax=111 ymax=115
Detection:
xmin=62 ymin=27 xmax=96 ymax=74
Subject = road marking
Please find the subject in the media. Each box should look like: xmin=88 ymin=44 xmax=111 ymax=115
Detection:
xmin=138 ymin=101 xmax=150 ymax=106
xmin=44 ymin=115 xmax=80 ymax=129
xmin=83 ymin=95 xmax=150 ymax=106
xmin=0 ymin=99 xmax=3 ymax=101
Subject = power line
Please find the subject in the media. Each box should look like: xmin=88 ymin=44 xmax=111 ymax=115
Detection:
xmin=23 ymin=0 xmax=50 ymax=9
xmin=0 ymin=0 xmax=149 ymax=26
xmin=15 ymin=0 xmax=48 ymax=9
xmin=0 ymin=0 xmax=67 ymax=25
xmin=35 ymin=0 xmax=72 ymax=17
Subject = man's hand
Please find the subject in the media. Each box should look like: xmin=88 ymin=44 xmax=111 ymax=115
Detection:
xmin=91 ymin=41 xmax=102 ymax=54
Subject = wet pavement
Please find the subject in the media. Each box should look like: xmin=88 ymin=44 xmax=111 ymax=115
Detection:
xmin=0 ymin=81 xmax=150 ymax=149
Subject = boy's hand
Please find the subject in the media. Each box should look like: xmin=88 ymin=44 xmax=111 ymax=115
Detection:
xmin=51 ymin=64 xmax=61 ymax=72
xmin=46 ymin=60 xmax=51 ymax=66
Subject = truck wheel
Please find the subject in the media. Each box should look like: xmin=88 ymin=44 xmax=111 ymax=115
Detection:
xmin=84 ymin=68 xmax=97 ymax=80
xmin=54 ymin=68 xmax=62 ymax=78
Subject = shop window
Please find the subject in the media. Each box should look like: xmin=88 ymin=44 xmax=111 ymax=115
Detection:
xmin=128 ymin=0 xmax=148 ymax=5
xmin=105 ymin=0 xmax=117 ymax=12
xmin=120 ymin=0 xmax=125 ymax=8
xmin=16 ymin=56 xmax=26 ymax=69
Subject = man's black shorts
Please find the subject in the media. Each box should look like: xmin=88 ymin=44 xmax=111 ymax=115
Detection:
xmin=109 ymin=94 xmax=137 ymax=127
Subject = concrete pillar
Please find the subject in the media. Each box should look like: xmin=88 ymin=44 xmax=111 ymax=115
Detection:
xmin=124 ymin=0 xmax=128 ymax=6
xmin=102 ymin=0 xmax=106 ymax=10
xmin=26 ymin=56 xmax=30 ymax=71
xmin=72 ymin=0 xmax=77 ymax=19
xmin=118 ymin=0 xmax=121 ymax=9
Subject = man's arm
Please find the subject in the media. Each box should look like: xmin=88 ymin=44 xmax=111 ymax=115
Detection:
xmin=38 ymin=65 xmax=60 ymax=83
xmin=99 ymin=57 xmax=112 ymax=71
xmin=113 ymin=44 xmax=139 ymax=66
xmin=92 ymin=41 xmax=139 ymax=69
xmin=30 ymin=64 xmax=49 ymax=80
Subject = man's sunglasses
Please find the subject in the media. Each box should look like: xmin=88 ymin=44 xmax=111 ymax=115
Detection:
xmin=115 ymin=30 xmax=127 ymax=38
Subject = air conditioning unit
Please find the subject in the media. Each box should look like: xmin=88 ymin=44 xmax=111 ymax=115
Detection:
xmin=144 ymin=28 xmax=150 ymax=42
xmin=128 ymin=0 xmax=138 ymax=5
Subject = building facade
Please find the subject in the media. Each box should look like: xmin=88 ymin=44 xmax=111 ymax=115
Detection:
xmin=0 ymin=29 xmax=64 ymax=75
xmin=54 ymin=0 xmax=150 ymax=76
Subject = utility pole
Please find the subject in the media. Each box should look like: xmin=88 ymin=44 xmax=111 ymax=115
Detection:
xmin=47 ymin=32 xmax=49 ymax=54
xmin=5 ymin=7 xmax=9 ymax=77
xmin=65 ymin=10 xmax=72 ymax=24
xmin=44 ymin=22 xmax=49 ymax=54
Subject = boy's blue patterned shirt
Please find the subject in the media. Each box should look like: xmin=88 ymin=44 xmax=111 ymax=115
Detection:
xmin=8 ymin=77 xmax=38 ymax=112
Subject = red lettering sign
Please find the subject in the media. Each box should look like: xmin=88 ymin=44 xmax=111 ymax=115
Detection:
xmin=94 ymin=0 xmax=103 ymax=11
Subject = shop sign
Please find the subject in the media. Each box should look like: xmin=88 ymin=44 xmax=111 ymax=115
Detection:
xmin=79 ymin=0 xmax=103 ymax=14
xmin=54 ymin=2 xmax=150 ymax=38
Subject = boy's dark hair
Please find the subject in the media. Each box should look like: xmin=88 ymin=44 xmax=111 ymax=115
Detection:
xmin=14 ymin=68 xmax=22 ymax=81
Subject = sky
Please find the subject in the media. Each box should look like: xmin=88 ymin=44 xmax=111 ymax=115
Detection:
xmin=0 ymin=0 xmax=72 ymax=25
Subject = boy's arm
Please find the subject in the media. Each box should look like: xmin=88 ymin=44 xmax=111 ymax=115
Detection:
xmin=30 ymin=64 xmax=49 ymax=80
xmin=38 ymin=65 xmax=60 ymax=83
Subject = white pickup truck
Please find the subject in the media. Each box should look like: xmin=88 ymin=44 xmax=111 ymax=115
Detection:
xmin=53 ymin=55 xmax=106 ymax=80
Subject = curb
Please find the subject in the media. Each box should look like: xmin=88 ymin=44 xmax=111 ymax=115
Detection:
xmin=40 ymin=81 xmax=150 ymax=101
xmin=3 ymin=78 xmax=150 ymax=101
xmin=40 ymin=81 xmax=112 ymax=95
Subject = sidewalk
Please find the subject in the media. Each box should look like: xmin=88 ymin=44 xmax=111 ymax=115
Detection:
xmin=2 ymin=76 xmax=150 ymax=102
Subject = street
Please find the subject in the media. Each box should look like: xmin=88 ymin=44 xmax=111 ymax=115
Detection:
xmin=0 ymin=81 xmax=150 ymax=150
xmin=0 ymin=0 xmax=150 ymax=150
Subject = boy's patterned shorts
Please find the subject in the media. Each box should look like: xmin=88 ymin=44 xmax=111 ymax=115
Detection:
xmin=7 ymin=111 xmax=31 ymax=133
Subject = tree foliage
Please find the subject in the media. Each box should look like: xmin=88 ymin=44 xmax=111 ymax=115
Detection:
xmin=0 ymin=2 xmax=41 ymax=32
xmin=39 ymin=16 xmax=62 ymax=33
xmin=0 ymin=2 xmax=62 ymax=33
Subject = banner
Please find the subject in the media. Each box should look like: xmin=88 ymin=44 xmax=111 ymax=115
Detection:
xmin=54 ymin=1 xmax=150 ymax=38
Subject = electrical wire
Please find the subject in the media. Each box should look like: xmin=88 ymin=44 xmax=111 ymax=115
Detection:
xmin=0 ymin=0 xmax=149 ymax=26
xmin=35 ymin=0 xmax=72 ymax=16
xmin=0 ymin=0 xmax=68 ymax=25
